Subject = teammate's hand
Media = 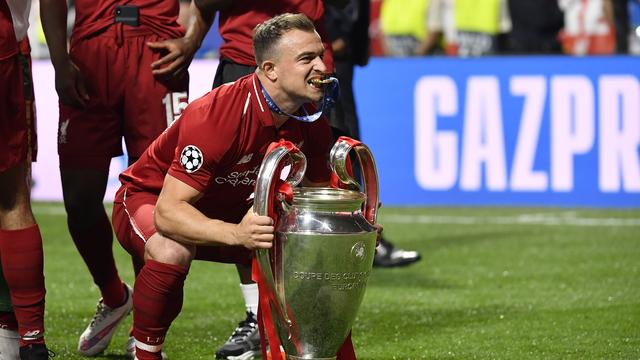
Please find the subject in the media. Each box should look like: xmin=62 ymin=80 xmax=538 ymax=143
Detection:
xmin=233 ymin=209 xmax=275 ymax=250
xmin=147 ymin=37 xmax=198 ymax=79
xmin=54 ymin=59 xmax=90 ymax=108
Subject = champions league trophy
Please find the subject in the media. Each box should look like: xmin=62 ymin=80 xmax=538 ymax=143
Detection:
xmin=253 ymin=137 xmax=379 ymax=360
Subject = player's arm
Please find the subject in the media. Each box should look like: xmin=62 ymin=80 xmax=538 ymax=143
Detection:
xmin=148 ymin=0 xmax=227 ymax=77
xmin=39 ymin=0 xmax=89 ymax=108
xmin=154 ymin=174 xmax=275 ymax=249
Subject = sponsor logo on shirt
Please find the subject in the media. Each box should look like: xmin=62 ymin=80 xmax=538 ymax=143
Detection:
xmin=215 ymin=164 xmax=260 ymax=187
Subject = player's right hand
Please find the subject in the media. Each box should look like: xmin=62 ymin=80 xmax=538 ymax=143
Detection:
xmin=234 ymin=209 xmax=275 ymax=250
xmin=54 ymin=59 xmax=90 ymax=108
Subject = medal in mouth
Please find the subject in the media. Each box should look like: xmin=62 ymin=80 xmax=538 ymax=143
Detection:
xmin=308 ymin=76 xmax=338 ymax=87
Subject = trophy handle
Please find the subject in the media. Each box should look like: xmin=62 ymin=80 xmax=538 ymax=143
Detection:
xmin=253 ymin=140 xmax=307 ymax=340
xmin=329 ymin=136 xmax=379 ymax=224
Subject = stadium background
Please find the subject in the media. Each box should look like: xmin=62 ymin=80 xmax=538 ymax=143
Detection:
xmin=27 ymin=1 xmax=640 ymax=208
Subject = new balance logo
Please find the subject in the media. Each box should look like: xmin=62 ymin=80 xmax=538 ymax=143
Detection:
xmin=237 ymin=153 xmax=253 ymax=165
xmin=23 ymin=330 xmax=42 ymax=340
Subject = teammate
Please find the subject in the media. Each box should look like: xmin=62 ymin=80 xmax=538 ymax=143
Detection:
xmin=38 ymin=0 xmax=212 ymax=356
xmin=0 ymin=0 xmax=51 ymax=358
xmin=110 ymin=13 xmax=344 ymax=360
xmin=324 ymin=0 xmax=421 ymax=268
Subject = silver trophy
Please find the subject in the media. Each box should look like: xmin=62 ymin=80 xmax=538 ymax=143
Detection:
xmin=254 ymin=138 xmax=379 ymax=359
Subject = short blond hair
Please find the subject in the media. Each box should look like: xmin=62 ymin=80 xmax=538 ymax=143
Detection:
xmin=253 ymin=13 xmax=317 ymax=65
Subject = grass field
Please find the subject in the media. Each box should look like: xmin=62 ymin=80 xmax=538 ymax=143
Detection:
xmin=33 ymin=203 xmax=640 ymax=359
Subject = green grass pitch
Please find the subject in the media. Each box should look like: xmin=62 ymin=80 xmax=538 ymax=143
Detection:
xmin=33 ymin=203 xmax=640 ymax=359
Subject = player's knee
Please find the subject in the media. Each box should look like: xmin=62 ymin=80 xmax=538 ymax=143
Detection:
xmin=0 ymin=185 xmax=33 ymax=227
xmin=0 ymin=165 xmax=29 ymax=212
xmin=62 ymin=189 xmax=105 ymax=225
xmin=145 ymin=233 xmax=195 ymax=267
xmin=0 ymin=190 xmax=18 ymax=212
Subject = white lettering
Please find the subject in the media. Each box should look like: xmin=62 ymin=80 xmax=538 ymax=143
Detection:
xmin=414 ymin=76 xmax=458 ymax=190
xmin=460 ymin=76 xmax=507 ymax=191
xmin=510 ymin=76 xmax=548 ymax=191
xmin=214 ymin=165 xmax=260 ymax=187
xmin=598 ymin=76 xmax=640 ymax=192
xmin=550 ymin=76 xmax=595 ymax=192
xmin=162 ymin=92 xmax=188 ymax=126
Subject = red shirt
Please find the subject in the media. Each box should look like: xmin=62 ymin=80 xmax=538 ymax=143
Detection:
xmin=0 ymin=0 xmax=18 ymax=60
xmin=119 ymin=73 xmax=332 ymax=224
xmin=72 ymin=0 xmax=183 ymax=41
xmin=218 ymin=0 xmax=334 ymax=71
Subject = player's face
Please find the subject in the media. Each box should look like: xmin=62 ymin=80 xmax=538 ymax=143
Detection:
xmin=274 ymin=29 xmax=327 ymax=103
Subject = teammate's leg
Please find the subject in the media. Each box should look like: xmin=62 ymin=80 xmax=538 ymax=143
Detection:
xmin=57 ymin=34 xmax=131 ymax=356
xmin=212 ymin=61 xmax=262 ymax=360
xmin=0 ymin=45 xmax=50 ymax=358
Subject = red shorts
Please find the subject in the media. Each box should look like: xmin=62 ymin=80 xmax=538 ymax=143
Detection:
xmin=58 ymin=28 xmax=189 ymax=170
xmin=112 ymin=185 xmax=252 ymax=266
xmin=0 ymin=40 xmax=36 ymax=172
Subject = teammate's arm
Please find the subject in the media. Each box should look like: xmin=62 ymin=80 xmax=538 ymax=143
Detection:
xmin=40 ymin=0 xmax=89 ymax=108
xmin=154 ymin=174 xmax=274 ymax=249
xmin=148 ymin=0 xmax=225 ymax=78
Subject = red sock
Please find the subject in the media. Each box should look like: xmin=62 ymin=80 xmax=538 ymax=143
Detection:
xmin=133 ymin=260 xmax=188 ymax=354
xmin=68 ymin=209 xmax=125 ymax=307
xmin=0 ymin=225 xmax=46 ymax=346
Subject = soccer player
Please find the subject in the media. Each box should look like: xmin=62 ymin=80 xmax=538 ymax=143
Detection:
xmin=39 ymin=0 xmax=213 ymax=356
xmin=195 ymin=2 xmax=334 ymax=358
xmin=324 ymin=0 xmax=421 ymax=268
xmin=110 ymin=13 xmax=342 ymax=360
xmin=0 ymin=0 xmax=51 ymax=358
xmin=198 ymin=1 xmax=420 ymax=357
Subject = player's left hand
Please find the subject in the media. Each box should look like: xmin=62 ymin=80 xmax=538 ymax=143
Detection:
xmin=147 ymin=37 xmax=198 ymax=79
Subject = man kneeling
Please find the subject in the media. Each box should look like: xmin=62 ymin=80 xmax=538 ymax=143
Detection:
xmin=111 ymin=13 xmax=337 ymax=360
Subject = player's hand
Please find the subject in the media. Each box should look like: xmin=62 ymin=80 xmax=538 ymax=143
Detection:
xmin=54 ymin=59 xmax=89 ymax=108
xmin=147 ymin=37 xmax=198 ymax=79
xmin=234 ymin=209 xmax=275 ymax=250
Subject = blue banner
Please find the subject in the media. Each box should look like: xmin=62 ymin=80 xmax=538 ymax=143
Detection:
xmin=355 ymin=56 xmax=640 ymax=207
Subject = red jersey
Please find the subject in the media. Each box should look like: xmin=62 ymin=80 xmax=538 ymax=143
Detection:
xmin=218 ymin=0 xmax=334 ymax=70
xmin=119 ymin=73 xmax=332 ymax=224
xmin=72 ymin=0 xmax=183 ymax=41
